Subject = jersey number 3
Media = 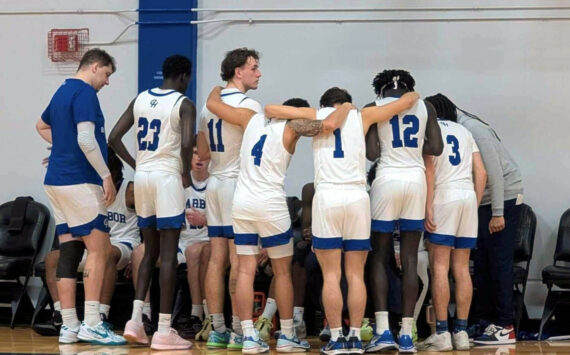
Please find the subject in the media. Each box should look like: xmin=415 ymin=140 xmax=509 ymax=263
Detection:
xmin=390 ymin=115 xmax=419 ymax=148
xmin=137 ymin=117 xmax=161 ymax=151
xmin=446 ymin=135 xmax=461 ymax=165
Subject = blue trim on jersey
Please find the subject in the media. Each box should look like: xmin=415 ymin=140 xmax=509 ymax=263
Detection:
xmin=456 ymin=237 xmax=477 ymax=249
xmin=343 ymin=239 xmax=371 ymax=251
xmin=55 ymin=223 xmax=70 ymax=236
xmin=157 ymin=213 xmax=185 ymax=230
xmin=371 ymin=219 xmax=397 ymax=233
xmin=118 ymin=241 xmax=133 ymax=250
xmin=312 ymin=236 xmax=343 ymax=250
xmin=260 ymin=228 xmax=292 ymax=248
xmin=399 ymin=218 xmax=425 ymax=232
xmin=424 ymin=232 xmax=455 ymax=247
xmin=69 ymin=214 xmax=109 ymax=238
xmin=234 ymin=233 xmax=259 ymax=246
xmin=220 ymin=91 xmax=243 ymax=98
xmin=208 ymin=225 xmax=235 ymax=238
xmin=177 ymin=247 xmax=183 ymax=254
xmin=147 ymin=88 xmax=177 ymax=97
xmin=191 ymin=183 xmax=207 ymax=192
xmin=138 ymin=215 xmax=157 ymax=228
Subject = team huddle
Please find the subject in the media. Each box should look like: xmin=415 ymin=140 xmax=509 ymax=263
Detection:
xmin=36 ymin=47 xmax=494 ymax=353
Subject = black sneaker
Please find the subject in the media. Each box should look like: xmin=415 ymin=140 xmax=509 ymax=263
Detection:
xmin=32 ymin=311 xmax=62 ymax=336
xmin=178 ymin=315 xmax=203 ymax=339
xmin=321 ymin=336 xmax=349 ymax=355
xmin=143 ymin=314 xmax=156 ymax=336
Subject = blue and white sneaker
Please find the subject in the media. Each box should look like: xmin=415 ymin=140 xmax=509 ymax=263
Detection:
xmin=77 ymin=321 xmax=126 ymax=345
xmin=59 ymin=324 xmax=79 ymax=344
xmin=276 ymin=334 xmax=310 ymax=353
xmin=364 ymin=330 xmax=397 ymax=353
xmin=321 ymin=336 xmax=348 ymax=355
xmin=207 ymin=329 xmax=231 ymax=348
xmin=397 ymin=334 xmax=417 ymax=353
xmin=228 ymin=331 xmax=244 ymax=350
xmin=242 ymin=335 xmax=269 ymax=354
xmin=346 ymin=336 xmax=364 ymax=355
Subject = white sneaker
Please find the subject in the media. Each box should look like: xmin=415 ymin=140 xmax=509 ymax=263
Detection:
xmin=417 ymin=332 xmax=452 ymax=352
xmin=77 ymin=321 xmax=127 ymax=345
xmin=59 ymin=324 xmax=79 ymax=344
xmin=452 ymin=330 xmax=470 ymax=350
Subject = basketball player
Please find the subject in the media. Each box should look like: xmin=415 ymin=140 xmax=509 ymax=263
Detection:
xmin=426 ymin=94 xmax=523 ymax=346
xmin=416 ymin=94 xmax=487 ymax=351
xmin=109 ymin=55 xmax=195 ymax=350
xmin=265 ymin=87 xmax=420 ymax=355
xmin=34 ymin=147 xmax=139 ymax=337
xmin=206 ymin=85 xmax=371 ymax=353
xmin=35 ymin=48 xmax=126 ymax=345
xmin=363 ymin=70 xmax=443 ymax=353
xmin=177 ymin=145 xmax=211 ymax=338
xmin=196 ymin=48 xmax=262 ymax=350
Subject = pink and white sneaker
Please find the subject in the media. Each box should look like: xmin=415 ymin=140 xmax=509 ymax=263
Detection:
xmin=123 ymin=320 xmax=149 ymax=345
xmin=151 ymin=328 xmax=193 ymax=350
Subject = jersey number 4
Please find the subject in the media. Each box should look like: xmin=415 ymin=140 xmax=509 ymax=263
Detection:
xmin=251 ymin=134 xmax=267 ymax=166
xmin=207 ymin=119 xmax=225 ymax=152
xmin=137 ymin=117 xmax=161 ymax=151
xmin=390 ymin=115 xmax=419 ymax=148
xmin=446 ymin=135 xmax=461 ymax=165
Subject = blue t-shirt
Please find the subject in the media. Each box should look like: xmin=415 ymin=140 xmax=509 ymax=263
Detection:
xmin=42 ymin=78 xmax=108 ymax=186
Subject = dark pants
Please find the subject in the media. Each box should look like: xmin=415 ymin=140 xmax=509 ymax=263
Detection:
xmin=472 ymin=199 xmax=521 ymax=327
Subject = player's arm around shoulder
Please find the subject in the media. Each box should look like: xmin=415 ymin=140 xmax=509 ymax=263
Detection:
xmin=265 ymin=105 xmax=317 ymax=121
xmin=109 ymin=98 xmax=137 ymax=169
xmin=206 ymin=86 xmax=254 ymax=129
xmin=361 ymin=92 xmax=420 ymax=134
xmin=422 ymin=101 xmax=444 ymax=156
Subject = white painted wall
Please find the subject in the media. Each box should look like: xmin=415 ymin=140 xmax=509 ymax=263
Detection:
xmin=1 ymin=1 xmax=569 ymax=318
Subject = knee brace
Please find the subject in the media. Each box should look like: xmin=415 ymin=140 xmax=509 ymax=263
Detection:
xmin=56 ymin=240 xmax=85 ymax=279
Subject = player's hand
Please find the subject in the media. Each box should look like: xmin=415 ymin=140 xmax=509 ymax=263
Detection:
xmin=207 ymin=86 xmax=224 ymax=102
xmin=182 ymin=172 xmax=191 ymax=188
xmin=186 ymin=208 xmax=206 ymax=227
xmin=258 ymin=249 xmax=269 ymax=266
xmin=302 ymin=227 xmax=312 ymax=241
xmin=42 ymin=146 xmax=52 ymax=168
xmin=102 ymin=175 xmax=117 ymax=207
xmin=123 ymin=262 xmax=132 ymax=279
xmin=424 ymin=207 xmax=436 ymax=232
xmin=403 ymin=91 xmax=420 ymax=106
xmin=489 ymin=216 xmax=505 ymax=234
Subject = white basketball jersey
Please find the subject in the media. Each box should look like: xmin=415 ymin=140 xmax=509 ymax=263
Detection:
xmin=233 ymin=114 xmax=291 ymax=221
xmin=198 ymin=88 xmax=262 ymax=180
xmin=133 ymin=88 xmax=187 ymax=174
xmin=107 ymin=181 xmax=139 ymax=242
xmin=433 ymin=120 xmax=479 ymax=189
xmin=375 ymin=97 xmax=428 ymax=172
xmin=313 ymin=108 xmax=366 ymax=190
xmin=180 ymin=175 xmax=208 ymax=240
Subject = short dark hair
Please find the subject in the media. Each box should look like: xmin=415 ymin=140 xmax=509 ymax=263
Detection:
xmin=162 ymin=55 xmax=191 ymax=80
xmin=372 ymin=69 xmax=415 ymax=97
xmin=319 ymin=87 xmax=352 ymax=108
xmin=283 ymin=98 xmax=310 ymax=108
xmin=425 ymin=93 xmax=457 ymax=122
xmin=107 ymin=146 xmax=123 ymax=181
xmin=220 ymin=48 xmax=260 ymax=81
xmin=78 ymin=48 xmax=116 ymax=73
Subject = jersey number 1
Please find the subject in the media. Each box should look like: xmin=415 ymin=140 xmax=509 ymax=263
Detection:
xmin=137 ymin=117 xmax=161 ymax=151
xmin=207 ymin=119 xmax=225 ymax=152
xmin=333 ymin=129 xmax=344 ymax=158
xmin=251 ymin=134 xmax=267 ymax=166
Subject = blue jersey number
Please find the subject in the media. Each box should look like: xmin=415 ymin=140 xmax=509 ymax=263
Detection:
xmin=389 ymin=115 xmax=419 ymax=148
xmin=333 ymin=129 xmax=345 ymax=158
xmin=207 ymin=119 xmax=225 ymax=152
xmin=137 ymin=117 xmax=161 ymax=151
xmin=446 ymin=135 xmax=461 ymax=166
xmin=251 ymin=134 xmax=267 ymax=166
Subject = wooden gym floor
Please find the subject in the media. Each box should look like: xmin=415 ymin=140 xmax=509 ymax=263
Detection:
xmin=0 ymin=326 xmax=569 ymax=355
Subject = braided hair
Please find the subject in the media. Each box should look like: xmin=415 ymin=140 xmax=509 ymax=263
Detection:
xmin=372 ymin=69 xmax=415 ymax=97
xmin=425 ymin=93 xmax=457 ymax=121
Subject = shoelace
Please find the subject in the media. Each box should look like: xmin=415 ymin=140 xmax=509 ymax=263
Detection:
xmin=483 ymin=325 xmax=498 ymax=336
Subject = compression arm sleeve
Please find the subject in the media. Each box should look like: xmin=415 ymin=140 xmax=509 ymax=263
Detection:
xmin=77 ymin=122 xmax=111 ymax=179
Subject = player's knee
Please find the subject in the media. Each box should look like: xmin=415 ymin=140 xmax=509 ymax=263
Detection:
xmin=56 ymin=241 xmax=85 ymax=279
xmin=185 ymin=245 xmax=201 ymax=264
